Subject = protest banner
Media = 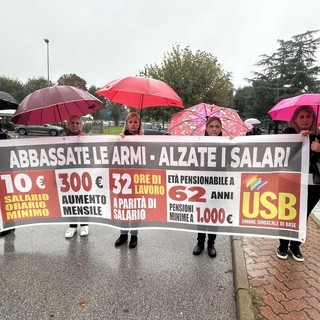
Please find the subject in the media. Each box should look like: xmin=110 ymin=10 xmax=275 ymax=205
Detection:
xmin=0 ymin=134 xmax=309 ymax=242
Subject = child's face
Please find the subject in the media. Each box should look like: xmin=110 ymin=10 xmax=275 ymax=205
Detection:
xmin=127 ymin=116 xmax=140 ymax=132
xmin=206 ymin=120 xmax=222 ymax=136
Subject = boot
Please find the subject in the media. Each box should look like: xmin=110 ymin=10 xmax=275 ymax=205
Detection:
xmin=115 ymin=234 xmax=128 ymax=247
xmin=129 ymin=235 xmax=138 ymax=249
xmin=207 ymin=243 xmax=217 ymax=258
xmin=0 ymin=229 xmax=15 ymax=237
xmin=193 ymin=242 xmax=204 ymax=255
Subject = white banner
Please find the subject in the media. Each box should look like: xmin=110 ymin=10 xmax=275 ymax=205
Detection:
xmin=0 ymin=134 xmax=309 ymax=241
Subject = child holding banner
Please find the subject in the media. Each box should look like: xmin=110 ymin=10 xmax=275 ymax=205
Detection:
xmin=114 ymin=112 xmax=143 ymax=249
xmin=277 ymin=105 xmax=320 ymax=262
xmin=64 ymin=115 xmax=89 ymax=238
xmin=193 ymin=116 xmax=222 ymax=258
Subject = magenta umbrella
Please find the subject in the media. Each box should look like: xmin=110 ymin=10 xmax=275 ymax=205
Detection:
xmin=167 ymin=103 xmax=249 ymax=136
xmin=11 ymin=86 xmax=103 ymax=125
xmin=96 ymin=76 xmax=184 ymax=109
xmin=268 ymin=93 xmax=320 ymax=122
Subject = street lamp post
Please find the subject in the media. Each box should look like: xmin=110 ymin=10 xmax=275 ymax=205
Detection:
xmin=44 ymin=39 xmax=50 ymax=86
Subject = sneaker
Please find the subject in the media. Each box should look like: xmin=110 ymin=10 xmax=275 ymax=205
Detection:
xmin=65 ymin=227 xmax=77 ymax=238
xmin=80 ymin=226 xmax=89 ymax=237
xmin=289 ymin=246 xmax=304 ymax=262
xmin=276 ymin=247 xmax=288 ymax=259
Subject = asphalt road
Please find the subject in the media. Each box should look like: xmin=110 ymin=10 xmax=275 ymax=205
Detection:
xmin=0 ymin=225 xmax=236 ymax=320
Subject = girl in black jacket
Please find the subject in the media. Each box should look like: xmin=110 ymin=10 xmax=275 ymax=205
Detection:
xmin=114 ymin=112 xmax=143 ymax=249
xmin=193 ymin=116 xmax=222 ymax=258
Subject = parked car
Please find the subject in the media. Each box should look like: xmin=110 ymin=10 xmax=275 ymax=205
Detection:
xmin=143 ymin=124 xmax=168 ymax=135
xmin=14 ymin=124 xmax=64 ymax=136
xmin=103 ymin=120 xmax=115 ymax=127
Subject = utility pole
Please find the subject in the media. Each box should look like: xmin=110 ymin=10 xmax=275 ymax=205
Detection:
xmin=44 ymin=39 xmax=50 ymax=86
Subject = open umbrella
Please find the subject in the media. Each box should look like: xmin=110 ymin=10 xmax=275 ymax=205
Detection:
xmin=167 ymin=103 xmax=249 ymax=136
xmin=96 ymin=76 xmax=184 ymax=110
xmin=244 ymin=118 xmax=261 ymax=125
xmin=0 ymin=91 xmax=19 ymax=110
xmin=244 ymin=122 xmax=254 ymax=131
xmin=11 ymin=86 xmax=103 ymax=125
xmin=268 ymin=93 xmax=320 ymax=122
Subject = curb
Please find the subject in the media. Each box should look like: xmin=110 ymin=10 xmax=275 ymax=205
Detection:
xmin=311 ymin=212 xmax=320 ymax=225
xmin=231 ymin=236 xmax=255 ymax=320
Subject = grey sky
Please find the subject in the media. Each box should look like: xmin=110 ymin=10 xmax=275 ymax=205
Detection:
xmin=1 ymin=0 xmax=319 ymax=89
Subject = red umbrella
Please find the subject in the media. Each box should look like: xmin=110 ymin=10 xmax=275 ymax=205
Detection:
xmin=11 ymin=86 xmax=103 ymax=125
xmin=167 ymin=103 xmax=249 ymax=136
xmin=96 ymin=76 xmax=184 ymax=109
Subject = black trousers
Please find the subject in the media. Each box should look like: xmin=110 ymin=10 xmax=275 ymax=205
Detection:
xmin=279 ymin=184 xmax=320 ymax=249
xmin=197 ymin=233 xmax=216 ymax=246
xmin=69 ymin=224 xmax=88 ymax=228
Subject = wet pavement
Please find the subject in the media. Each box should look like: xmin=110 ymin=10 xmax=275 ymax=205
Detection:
xmin=3 ymin=133 xmax=320 ymax=319
xmin=0 ymin=214 xmax=320 ymax=320
xmin=241 ymin=211 xmax=320 ymax=320
xmin=0 ymin=226 xmax=236 ymax=320
xmin=2 ymin=217 xmax=319 ymax=320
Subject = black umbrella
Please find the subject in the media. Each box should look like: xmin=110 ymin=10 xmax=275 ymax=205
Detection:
xmin=0 ymin=91 xmax=19 ymax=110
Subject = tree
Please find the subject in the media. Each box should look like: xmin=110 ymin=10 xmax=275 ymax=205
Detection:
xmin=91 ymin=85 xmax=128 ymax=124
xmin=0 ymin=76 xmax=24 ymax=103
xmin=233 ymin=86 xmax=255 ymax=119
xmin=23 ymin=77 xmax=48 ymax=97
xmin=256 ymin=30 xmax=320 ymax=98
xmin=140 ymin=45 xmax=233 ymax=122
xmin=106 ymin=102 xmax=128 ymax=126
xmin=57 ymin=73 xmax=87 ymax=90
xmin=235 ymin=30 xmax=320 ymax=125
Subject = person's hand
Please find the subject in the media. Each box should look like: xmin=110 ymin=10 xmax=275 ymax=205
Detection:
xmin=300 ymin=130 xmax=313 ymax=136
xmin=119 ymin=132 xmax=125 ymax=138
xmin=311 ymin=138 xmax=320 ymax=152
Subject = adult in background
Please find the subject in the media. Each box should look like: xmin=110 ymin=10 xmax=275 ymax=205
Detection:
xmin=277 ymin=105 xmax=320 ymax=262
xmin=64 ymin=115 xmax=89 ymax=238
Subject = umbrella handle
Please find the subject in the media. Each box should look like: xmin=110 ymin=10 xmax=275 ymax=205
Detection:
xmin=316 ymin=105 xmax=319 ymax=134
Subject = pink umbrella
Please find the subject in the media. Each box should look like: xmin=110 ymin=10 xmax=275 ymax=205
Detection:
xmin=268 ymin=93 xmax=320 ymax=122
xmin=11 ymin=86 xmax=103 ymax=125
xmin=167 ymin=103 xmax=249 ymax=136
xmin=244 ymin=122 xmax=254 ymax=131
xmin=96 ymin=76 xmax=184 ymax=110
